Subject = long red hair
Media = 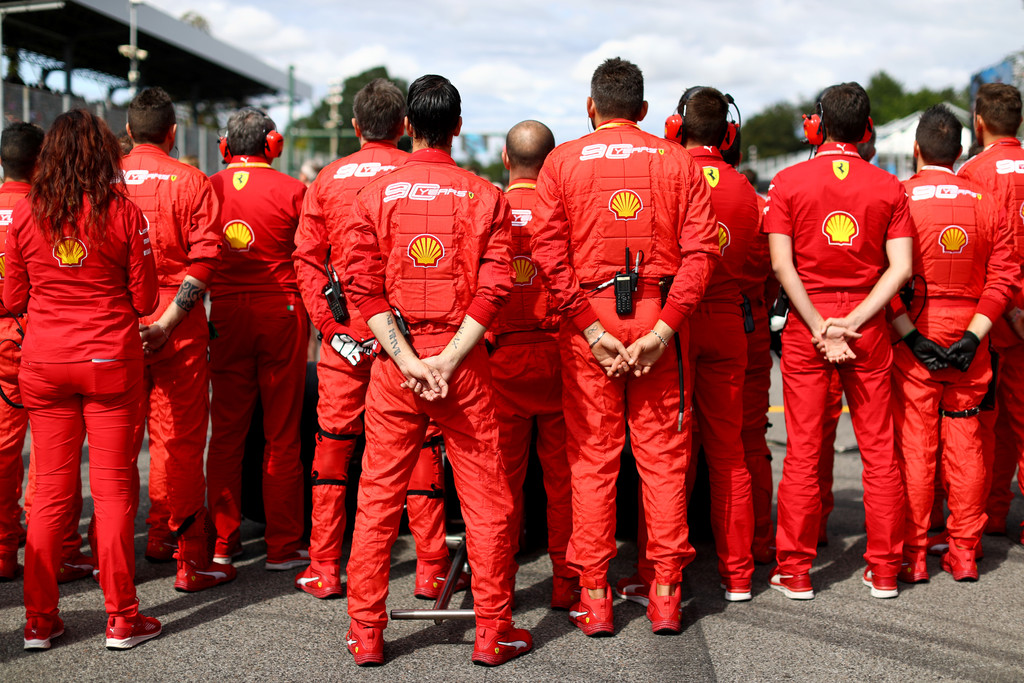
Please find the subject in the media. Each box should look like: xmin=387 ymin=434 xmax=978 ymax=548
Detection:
xmin=29 ymin=109 xmax=126 ymax=245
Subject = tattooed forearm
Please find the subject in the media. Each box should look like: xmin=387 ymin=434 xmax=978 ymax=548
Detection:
xmin=451 ymin=320 xmax=468 ymax=350
xmin=583 ymin=322 xmax=601 ymax=344
xmin=174 ymin=280 xmax=204 ymax=313
xmin=385 ymin=313 xmax=402 ymax=358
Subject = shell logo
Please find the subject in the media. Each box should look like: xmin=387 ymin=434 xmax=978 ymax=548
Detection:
xmin=53 ymin=237 xmax=88 ymax=267
xmin=718 ymin=223 xmax=731 ymax=254
xmin=1019 ymin=201 xmax=1024 ymax=226
xmin=223 ymin=220 xmax=255 ymax=251
xmin=939 ymin=225 xmax=968 ymax=254
xmin=822 ymin=211 xmax=859 ymax=246
xmin=0 ymin=253 xmax=5 ymax=280
xmin=608 ymin=189 xmax=643 ymax=221
xmin=408 ymin=234 xmax=445 ymax=267
xmin=512 ymin=255 xmax=536 ymax=286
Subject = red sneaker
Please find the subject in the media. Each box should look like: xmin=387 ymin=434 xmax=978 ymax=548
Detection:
xmin=769 ymin=572 xmax=814 ymax=600
xmin=0 ymin=553 xmax=20 ymax=581
xmin=898 ymin=548 xmax=929 ymax=584
xmin=144 ymin=536 xmax=177 ymax=563
xmin=613 ymin=573 xmax=650 ymax=607
xmin=174 ymin=561 xmax=236 ymax=593
xmin=721 ymin=581 xmax=752 ymax=602
xmin=294 ymin=563 xmax=344 ymax=599
xmin=569 ymin=589 xmax=614 ymax=637
xmin=413 ymin=557 xmax=469 ymax=600
xmin=105 ymin=613 xmax=162 ymax=649
xmin=471 ymin=625 xmax=533 ymax=666
xmin=984 ymin=516 xmax=1006 ymax=536
xmin=212 ymin=539 xmax=242 ymax=565
xmin=862 ymin=570 xmax=898 ymax=598
xmin=646 ymin=585 xmax=682 ymax=635
xmin=24 ymin=616 xmax=64 ymax=650
xmin=752 ymin=543 xmax=776 ymax=565
xmin=57 ymin=552 xmax=95 ymax=584
xmin=346 ymin=622 xmax=383 ymax=666
xmin=926 ymin=531 xmax=949 ymax=557
xmin=265 ymin=549 xmax=310 ymax=571
xmin=551 ymin=575 xmax=580 ymax=610
xmin=941 ymin=548 xmax=979 ymax=582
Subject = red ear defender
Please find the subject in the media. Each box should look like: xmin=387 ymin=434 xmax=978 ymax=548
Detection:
xmin=860 ymin=116 xmax=874 ymax=145
xmin=265 ymin=130 xmax=284 ymax=159
xmin=664 ymin=113 xmax=683 ymax=143
xmin=720 ymin=122 xmax=738 ymax=151
xmin=218 ymin=137 xmax=231 ymax=163
xmin=802 ymin=114 xmax=824 ymax=146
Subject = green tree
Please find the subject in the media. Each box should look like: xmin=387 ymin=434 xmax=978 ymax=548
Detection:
xmin=865 ymin=71 xmax=968 ymax=125
xmin=742 ymin=101 xmax=809 ymax=159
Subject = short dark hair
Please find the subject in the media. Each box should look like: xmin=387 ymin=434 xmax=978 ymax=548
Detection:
xmin=916 ymin=104 xmax=962 ymax=166
xmin=406 ymin=75 xmax=461 ymax=148
xmin=1 ymin=122 xmax=44 ymax=181
xmin=226 ymin=107 xmax=276 ymax=157
xmin=819 ymin=82 xmax=871 ymax=144
xmin=505 ymin=120 xmax=555 ymax=176
xmin=976 ymin=83 xmax=1022 ymax=137
xmin=128 ymin=87 xmax=176 ymax=145
xmin=354 ymin=79 xmax=406 ymax=141
xmin=678 ymin=86 xmax=729 ymax=147
xmin=591 ymin=58 xmax=644 ymax=121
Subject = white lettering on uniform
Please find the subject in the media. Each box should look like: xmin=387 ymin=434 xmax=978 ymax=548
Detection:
xmin=335 ymin=162 xmax=396 ymax=179
xmin=512 ymin=209 xmax=532 ymax=227
xmin=383 ymin=182 xmax=469 ymax=203
xmin=578 ymin=143 xmax=665 ymax=161
xmin=995 ymin=159 xmax=1024 ymax=174
xmin=0 ymin=210 xmax=12 ymax=226
xmin=911 ymin=185 xmax=980 ymax=201
xmin=124 ymin=170 xmax=148 ymax=185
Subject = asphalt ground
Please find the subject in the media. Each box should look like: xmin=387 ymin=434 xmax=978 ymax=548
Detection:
xmin=2 ymin=360 xmax=1024 ymax=682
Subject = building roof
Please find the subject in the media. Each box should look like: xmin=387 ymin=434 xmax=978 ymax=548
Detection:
xmin=0 ymin=0 xmax=311 ymax=102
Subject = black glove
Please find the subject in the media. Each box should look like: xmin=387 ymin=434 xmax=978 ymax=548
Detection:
xmin=946 ymin=330 xmax=981 ymax=372
xmin=902 ymin=330 xmax=950 ymax=371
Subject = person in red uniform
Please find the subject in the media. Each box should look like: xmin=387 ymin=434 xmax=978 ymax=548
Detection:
xmin=342 ymin=74 xmax=531 ymax=667
xmin=207 ymin=109 xmax=309 ymax=569
xmin=956 ymin=83 xmax=1024 ymax=542
xmin=765 ymin=83 xmax=913 ymax=600
xmin=490 ymin=119 xmax=575 ymax=609
xmin=892 ymin=104 xmax=1015 ymax=583
xmin=292 ymin=78 xmax=453 ymax=600
xmin=531 ymin=58 xmax=720 ymax=636
xmin=121 ymin=87 xmax=233 ymax=592
xmin=4 ymin=109 xmax=162 ymax=649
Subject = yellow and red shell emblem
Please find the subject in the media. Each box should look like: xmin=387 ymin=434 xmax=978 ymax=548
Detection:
xmin=717 ymin=222 xmax=731 ymax=254
xmin=53 ymin=237 xmax=88 ymax=267
xmin=0 ymin=252 xmax=5 ymax=280
xmin=224 ymin=220 xmax=255 ymax=251
xmin=512 ymin=255 xmax=537 ymax=286
xmin=408 ymin=233 xmax=445 ymax=267
xmin=1018 ymin=200 xmax=1024 ymax=226
xmin=822 ymin=211 xmax=859 ymax=246
xmin=939 ymin=225 xmax=968 ymax=254
xmin=608 ymin=189 xmax=643 ymax=221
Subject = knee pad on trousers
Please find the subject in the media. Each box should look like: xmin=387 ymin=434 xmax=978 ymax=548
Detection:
xmin=408 ymin=436 xmax=445 ymax=498
xmin=313 ymin=430 xmax=358 ymax=485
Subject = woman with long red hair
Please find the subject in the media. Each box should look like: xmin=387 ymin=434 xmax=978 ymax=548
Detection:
xmin=2 ymin=109 xmax=161 ymax=650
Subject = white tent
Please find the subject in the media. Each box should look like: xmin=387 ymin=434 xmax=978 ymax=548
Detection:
xmin=874 ymin=103 xmax=973 ymax=179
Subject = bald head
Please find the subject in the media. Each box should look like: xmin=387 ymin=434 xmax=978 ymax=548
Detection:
xmin=504 ymin=120 xmax=555 ymax=179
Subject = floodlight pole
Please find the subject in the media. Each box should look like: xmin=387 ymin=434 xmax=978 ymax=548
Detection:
xmin=0 ymin=0 xmax=65 ymax=130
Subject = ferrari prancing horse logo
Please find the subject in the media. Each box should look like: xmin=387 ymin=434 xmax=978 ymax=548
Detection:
xmin=703 ymin=166 xmax=719 ymax=188
xmin=233 ymin=171 xmax=249 ymax=191
xmin=833 ymin=160 xmax=849 ymax=181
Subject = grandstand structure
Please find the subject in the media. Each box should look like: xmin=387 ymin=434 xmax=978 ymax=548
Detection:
xmin=0 ymin=0 xmax=311 ymax=174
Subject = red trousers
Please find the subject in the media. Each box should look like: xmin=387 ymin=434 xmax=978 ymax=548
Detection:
xmin=776 ymin=294 xmax=904 ymax=578
xmin=0 ymin=377 xmax=28 ymax=559
xmin=309 ymin=337 xmax=446 ymax=568
xmin=741 ymin=302 xmax=774 ymax=556
xmin=137 ymin=294 xmax=210 ymax=540
xmin=687 ymin=304 xmax=754 ymax=583
xmin=207 ymin=292 xmax=309 ymax=561
xmin=818 ymin=373 xmax=844 ymax=537
xmin=984 ymin=319 xmax=1024 ymax=530
xmin=562 ymin=296 xmax=694 ymax=590
xmin=347 ymin=344 xmax=514 ymax=630
xmin=21 ymin=359 xmax=144 ymax=619
xmin=893 ymin=304 xmax=989 ymax=554
xmin=490 ymin=331 xmax=570 ymax=579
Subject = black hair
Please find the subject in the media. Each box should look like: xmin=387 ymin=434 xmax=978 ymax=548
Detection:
xmin=819 ymin=82 xmax=871 ymax=144
xmin=678 ymin=86 xmax=729 ymax=147
xmin=1 ymin=121 xmax=44 ymax=181
xmin=406 ymin=75 xmax=461 ymax=149
xmin=916 ymin=104 xmax=962 ymax=166
xmin=591 ymin=57 xmax=644 ymax=121
xmin=354 ymin=78 xmax=406 ymax=141
xmin=127 ymin=87 xmax=176 ymax=145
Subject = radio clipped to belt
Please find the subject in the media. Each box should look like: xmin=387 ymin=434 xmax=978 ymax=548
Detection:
xmin=614 ymin=247 xmax=644 ymax=316
xmin=323 ymin=245 xmax=349 ymax=324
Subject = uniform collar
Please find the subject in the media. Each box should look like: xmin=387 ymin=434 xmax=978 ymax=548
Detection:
xmin=407 ymin=148 xmax=456 ymax=165
xmin=595 ymin=118 xmax=640 ymax=132
xmin=506 ymin=177 xmax=536 ymax=192
xmin=985 ymin=137 xmax=1023 ymax=151
xmin=128 ymin=143 xmax=171 ymax=159
xmin=919 ymin=164 xmax=955 ymax=175
xmin=361 ymin=140 xmax=399 ymax=152
xmin=227 ymin=155 xmax=271 ymax=168
xmin=814 ymin=141 xmax=862 ymax=158
xmin=0 ymin=180 xmax=30 ymax=194
xmin=688 ymin=146 xmax=723 ymax=161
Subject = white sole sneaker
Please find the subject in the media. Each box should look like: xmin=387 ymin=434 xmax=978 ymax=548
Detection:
xmin=720 ymin=584 xmax=752 ymax=602
xmin=265 ymin=551 xmax=310 ymax=571
xmin=614 ymin=583 xmax=650 ymax=607
xmin=862 ymin=571 xmax=898 ymax=599
xmin=24 ymin=625 xmax=63 ymax=650
xmin=769 ymin=574 xmax=814 ymax=600
xmin=106 ymin=624 xmax=161 ymax=649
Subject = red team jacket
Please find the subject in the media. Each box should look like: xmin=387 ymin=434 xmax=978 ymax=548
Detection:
xmin=294 ymin=141 xmax=408 ymax=342
xmin=209 ymin=156 xmax=306 ymax=297
xmin=121 ymin=144 xmax=221 ymax=290
xmin=490 ymin=179 xmax=560 ymax=335
xmin=530 ymin=120 xmax=720 ymax=332
xmin=343 ymin=148 xmax=513 ymax=333
xmin=0 ymin=182 xmax=30 ymax=379
xmin=3 ymin=197 xmax=158 ymax=361
xmin=763 ymin=142 xmax=915 ymax=293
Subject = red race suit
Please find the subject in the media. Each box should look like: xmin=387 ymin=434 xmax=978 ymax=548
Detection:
xmin=343 ymin=148 xmax=516 ymax=633
xmin=4 ymin=195 xmax=158 ymax=622
xmin=957 ymin=138 xmax=1024 ymax=535
xmin=121 ymin=144 xmax=221 ymax=564
xmin=207 ymin=156 xmax=308 ymax=563
xmin=488 ymin=178 xmax=572 ymax=603
xmin=293 ymin=142 xmax=447 ymax=583
xmin=764 ymin=141 xmax=913 ymax=580
xmin=894 ymin=166 xmax=1014 ymax=565
xmin=530 ymin=120 xmax=720 ymax=591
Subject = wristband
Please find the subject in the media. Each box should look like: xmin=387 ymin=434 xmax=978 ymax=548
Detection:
xmin=588 ymin=330 xmax=606 ymax=349
xmin=650 ymin=329 xmax=669 ymax=347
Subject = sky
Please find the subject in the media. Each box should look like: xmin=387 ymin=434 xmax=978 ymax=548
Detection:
xmin=141 ymin=0 xmax=1024 ymax=155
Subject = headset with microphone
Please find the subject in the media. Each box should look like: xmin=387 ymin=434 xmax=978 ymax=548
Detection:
xmin=664 ymin=87 xmax=741 ymax=151
xmin=802 ymin=100 xmax=874 ymax=146
xmin=219 ymin=109 xmax=284 ymax=163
